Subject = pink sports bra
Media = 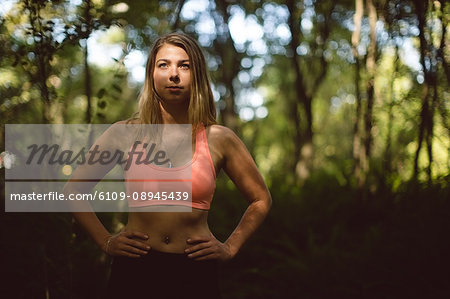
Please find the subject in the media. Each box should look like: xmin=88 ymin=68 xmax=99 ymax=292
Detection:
xmin=124 ymin=126 xmax=216 ymax=210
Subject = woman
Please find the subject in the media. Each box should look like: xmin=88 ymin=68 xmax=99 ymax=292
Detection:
xmin=67 ymin=32 xmax=272 ymax=298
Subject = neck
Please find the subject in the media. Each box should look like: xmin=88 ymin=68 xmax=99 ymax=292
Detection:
xmin=159 ymin=101 xmax=189 ymax=124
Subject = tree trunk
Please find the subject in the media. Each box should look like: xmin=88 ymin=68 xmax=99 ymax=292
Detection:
xmin=383 ymin=44 xmax=400 ymax=176
xmin=286 ymin=0 xmax=334 ymax=182
xmin=352 ymin=0 xmax=364 ymax=186
xmin=426 ymin=73 xmax=438 ymax=183
xmin=171 ymin=0 xmax=186 ymax=30
xmin=412 ymin=0 xmax=431 ymax=181
xmin=296 ymin=97 xmax=313 ymax=180
xmin=26 ymin=0 xmax=52 ymax=123
xmin=296 ymin=2 xmax=335 ymax=180
xmin=436 ymin=0 xmax=450 ymax=166
xmin=84 ymin=44 xmax=92 ymax=124
xmin=214 ymin=0 xmax=240 ymax=133
xmin=286 ymin=0 xmax=308 ymax=178
xmin=38 ymin=53 xmax=52 ymax=124
xmin=363 ymin=0 xmax=378 ymax=172
xmin=438 ymin=0 xmax=449 ymax=85
xmin=84 ymin=0 xmax=92 ymax=124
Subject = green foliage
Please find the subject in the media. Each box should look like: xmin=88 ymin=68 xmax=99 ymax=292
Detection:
xmin=213 ymin=174 xmax=450 ymax=298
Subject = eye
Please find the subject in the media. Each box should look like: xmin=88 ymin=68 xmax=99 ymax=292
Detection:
xmin=180 ymin=63 xmax=190 ymax=69
xmin=158 ymin=62 xmax=168 ymax=68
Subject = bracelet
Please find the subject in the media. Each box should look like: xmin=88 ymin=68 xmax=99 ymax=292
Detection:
xmin=105 ymin=236 xmax=113 ymax=255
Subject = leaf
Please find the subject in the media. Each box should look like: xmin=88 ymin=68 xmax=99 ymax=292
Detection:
xmin=97 ymin=88 xmax=106 ymax=99
xmin=112 ymin=84 xmax=122 ymax=93
xmin=97 ymin=100 xmax=107 ymax=109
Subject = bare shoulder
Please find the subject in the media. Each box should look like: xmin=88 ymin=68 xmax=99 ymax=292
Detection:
xmin=206 ymin=124 xmax=249 ymax=161
xmin=206 ymin=124 xmax=241 ymax=147
xmin=204 ymin=125 xmax=247 ymax=172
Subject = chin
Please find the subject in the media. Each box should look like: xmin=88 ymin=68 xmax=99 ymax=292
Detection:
xmin=161 ymin=97 xmax=189 ymax=105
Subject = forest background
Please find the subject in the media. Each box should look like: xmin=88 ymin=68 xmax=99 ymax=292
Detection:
xmin=0 ymin=0 xmax=449 ymax=298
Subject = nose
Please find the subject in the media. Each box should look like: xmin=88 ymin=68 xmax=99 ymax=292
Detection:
xmin=169 ymin=67 xmax=180 ymax=84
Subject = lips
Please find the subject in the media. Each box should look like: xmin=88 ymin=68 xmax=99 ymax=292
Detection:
xmin=166 ymin=86 xmax=182 ymax=89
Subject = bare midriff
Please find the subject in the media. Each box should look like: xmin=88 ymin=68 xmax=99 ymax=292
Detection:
xmin=124 ymin=208 xmax=211 ymax=253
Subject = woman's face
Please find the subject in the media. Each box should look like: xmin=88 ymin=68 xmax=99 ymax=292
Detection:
xmin=153 ymin=43 xmax=191 ymax=104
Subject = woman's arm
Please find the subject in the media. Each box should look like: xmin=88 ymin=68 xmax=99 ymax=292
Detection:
xmin=65 ymin=165 xmax=151 ymax=258
xmin=185 ymin=125 xmax=272 ymax=261
xmin=64 ymin=122 xmax=150 ymax=257
xmin=71 ymin=211 xmax=112 ymax=252
xmin=71 ymin=211 xmax=150 ymax=257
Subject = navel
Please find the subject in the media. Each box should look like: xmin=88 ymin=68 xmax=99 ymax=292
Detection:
xmin=163 ymin=236 xmax=170 ymax=244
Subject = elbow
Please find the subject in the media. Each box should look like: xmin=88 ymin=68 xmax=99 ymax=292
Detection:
xmin=255 ymin=191 xmax=272 ymax=214
xmin=246 ymin=189 xmax=272 ymax=215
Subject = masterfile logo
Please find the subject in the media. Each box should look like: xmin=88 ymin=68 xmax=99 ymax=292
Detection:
xmin=5 ymin=124 xmax=192 ymax=212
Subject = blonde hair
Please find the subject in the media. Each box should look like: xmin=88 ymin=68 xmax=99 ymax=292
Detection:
xmin=136 ymin=32 xmax=216 ymax=131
